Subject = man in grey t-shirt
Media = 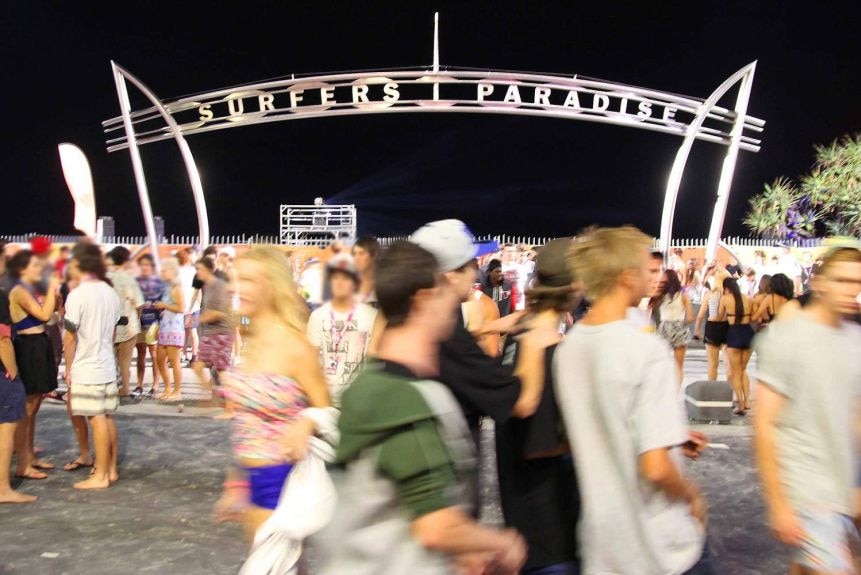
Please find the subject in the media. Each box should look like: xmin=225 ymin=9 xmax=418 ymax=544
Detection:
xmin=755 ymin=246 xmax=861 ymax=574
xmin=555 ymin=227 xmax=710 ymax=575
xmin=192 ymin=258 xmax=233 ymax=388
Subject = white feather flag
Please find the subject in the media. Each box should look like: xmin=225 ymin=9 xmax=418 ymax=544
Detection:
xmin=58 ymin=143 xmax=97 ymax=238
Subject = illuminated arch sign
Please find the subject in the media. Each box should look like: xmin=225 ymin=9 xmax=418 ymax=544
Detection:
xmin=103 ymin=14 xmax=763 ymax=264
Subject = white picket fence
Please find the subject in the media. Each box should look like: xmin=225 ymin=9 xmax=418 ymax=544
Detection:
xmin=0 ymin=233 xmax=841 ymax=249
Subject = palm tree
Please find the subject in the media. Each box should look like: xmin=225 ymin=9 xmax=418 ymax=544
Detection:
xmin=745 ymin=134 xmax=861 ymax=239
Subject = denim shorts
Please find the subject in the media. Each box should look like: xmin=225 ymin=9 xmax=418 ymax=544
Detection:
xmin=0 ymin=371 xmax=26 ymax=423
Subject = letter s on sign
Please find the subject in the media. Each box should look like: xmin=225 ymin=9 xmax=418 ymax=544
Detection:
xmin=637 ymin=101 xmax=653 ymax=119
xmin=383 ymin=82 xmax=400 ymax=102
xmin=199 ymin=104 xmax=213 ymax=122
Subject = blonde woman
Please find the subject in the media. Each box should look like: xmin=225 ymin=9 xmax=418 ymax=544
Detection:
xmin=214 ymin=247 xmax=329 ymax=542
xmin=154 ymin=258 xmax=185 ymax=400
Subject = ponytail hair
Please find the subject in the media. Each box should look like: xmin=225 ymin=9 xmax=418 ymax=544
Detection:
xmin=722 ymin=277 xmax=743 ymax=325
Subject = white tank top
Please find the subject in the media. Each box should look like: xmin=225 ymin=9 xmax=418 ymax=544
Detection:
xmin=659 ymin=294 xmax=686 ymax=322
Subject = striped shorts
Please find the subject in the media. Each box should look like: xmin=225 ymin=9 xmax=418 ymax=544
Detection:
xmin=70 ymin=382 xmax=119 ymax=417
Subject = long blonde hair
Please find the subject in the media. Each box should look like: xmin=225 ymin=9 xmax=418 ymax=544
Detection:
xmin=238 ymin=246 xmax=309 ymax=336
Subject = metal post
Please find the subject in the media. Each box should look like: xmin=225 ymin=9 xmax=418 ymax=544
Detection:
xmin=704 ymin=63 xmax=756 ymax=262
xmin=658 ymin=62 xmax=758 ymax=259
xmin=112 ymin=62 xmax=161 ymax=268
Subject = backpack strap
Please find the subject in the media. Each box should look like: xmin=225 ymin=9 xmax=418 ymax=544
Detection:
xmin=408 ymin=379 xmax=477 ymax=513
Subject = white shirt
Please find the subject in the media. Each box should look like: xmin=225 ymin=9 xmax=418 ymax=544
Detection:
xmin=307 ymin=301 xmax=377 ymax=406
xmin=554 ymin=321 xmax=704 ymax=574
xmin=65 ymin=280 xmax=121 ymax=385
xmin=179 ymin=264 xmax=200 ymax=312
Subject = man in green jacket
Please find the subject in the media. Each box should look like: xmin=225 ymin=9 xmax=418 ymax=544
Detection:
xmin=316 ymin=241 xmax=526 ymax=575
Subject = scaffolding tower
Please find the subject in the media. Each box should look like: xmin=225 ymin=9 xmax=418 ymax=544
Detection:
xmin=279 ymin=204 xmax=357 ymax=247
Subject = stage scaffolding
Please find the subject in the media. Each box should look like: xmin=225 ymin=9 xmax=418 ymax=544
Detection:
xmin=279 ymin=204 xmax=356 ymax=247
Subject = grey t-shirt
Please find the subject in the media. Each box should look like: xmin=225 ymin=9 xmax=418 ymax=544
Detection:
xmin=755 ymin=314 xmax=861 ymax=515
xmin=554 ymin=320 xmax=704 ymax=575
xmin=200 ymin=278 xmax=233 ymax=336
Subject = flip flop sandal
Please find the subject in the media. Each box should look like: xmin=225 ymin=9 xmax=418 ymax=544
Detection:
xmin=64 ymin=460 xmax=93 ymax=472
xmin=32 ymin=461 xmax=55 ymax=471
xmin=15 ymin=471 xmax=48 ymax=480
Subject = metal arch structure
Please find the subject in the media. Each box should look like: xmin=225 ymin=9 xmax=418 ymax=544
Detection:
xmin=104 ymin=15 xmax=763 ymax=255
xmin=658 ymin=61 xmax=757 ymax=261
xmin=111 ymin=61 xmax=209 ymax=267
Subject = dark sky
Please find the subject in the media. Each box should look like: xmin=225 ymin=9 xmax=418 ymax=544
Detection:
xmin=4 ymin=1 xmax=860 ymax=239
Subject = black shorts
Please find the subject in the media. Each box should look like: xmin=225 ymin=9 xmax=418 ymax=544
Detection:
xmin=14 ymin=333 xmax=59 ymax=395
xmin=726 ymin=324 xmax=754 ymax=350
xmin=703 ymin=321 xmax=728 ymax=347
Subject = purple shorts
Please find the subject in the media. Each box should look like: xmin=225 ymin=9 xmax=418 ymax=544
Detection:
xmin=0 ymin=371 xmax=26 ymax=424
xmin=198 ymin=334 xmax=234 ymax=371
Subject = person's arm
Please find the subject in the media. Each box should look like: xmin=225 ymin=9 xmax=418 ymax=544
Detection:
xmin=752 ymin=296 xmax=768 ymax=322
xmin=634 ymin=345 xmax=707 ymax=526
xmin=376 ymin=414 xmax=526 ymax=572
xmin=755 ymin=385 xmax=806 ymax=546
xmin=639 ymin=448 xmax=702 ymax=503
xmin=0 ymin=330 xmax=17 ymax=379
xmin=694 ymin=292 xmax=709 ymax=337
xmin=281 ymin=337 xmax=331 ymax=460
xmin=63 ymin=328 xmax=77 ymax=385
xmin=682 ymin=293 xmax=694 ymax=323
xmin=510 ymin=325 xmax=561 ymax=418
xmin=412 ymin=507 xmax=525 ymax=572
xmin=13 ymin=278 xmax=58 ymax=322
xmin=188 ymin=288 xmax=201 ymax=313
xmin=155 ymin=286 xmax=184 ymax=314
xmin=471 ymin=310 xmax=526 ymax=337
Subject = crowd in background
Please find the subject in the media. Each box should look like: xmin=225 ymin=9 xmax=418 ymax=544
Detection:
xmin=1 ymin=229 xmax=860 ymax=575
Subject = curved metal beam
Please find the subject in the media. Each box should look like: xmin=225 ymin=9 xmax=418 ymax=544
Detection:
xmin=111 ymin=61 xmax=210 ymax=259
xmin=657 ymin=62 xmax=757 ymax=258
xmin=111 ymin=62 xmax=161 ymax=268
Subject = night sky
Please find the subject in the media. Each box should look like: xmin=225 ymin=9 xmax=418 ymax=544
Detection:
xmin=4 ymin=1 xmax=860 ymax=239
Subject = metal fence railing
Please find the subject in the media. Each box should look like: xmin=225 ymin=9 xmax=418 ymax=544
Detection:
xmin=0 ymin=233 xmax=846 ymax=249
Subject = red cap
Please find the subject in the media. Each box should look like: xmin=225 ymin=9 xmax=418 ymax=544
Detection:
xmin=30 ymin=236 xmax=52 ymax=256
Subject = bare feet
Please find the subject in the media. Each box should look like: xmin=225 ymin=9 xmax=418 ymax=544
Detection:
xmin=0 ymin=490 xmax=38 ymax=504
xmin=15 ymin=467 xmax=48 ymax=480
xmin=32 ymin=459 xmax=55 ymax=470
xmin=89 ymin=467 xmax=119 ymax=483
xmin=74 ymin=475 xmax=111 ymax=490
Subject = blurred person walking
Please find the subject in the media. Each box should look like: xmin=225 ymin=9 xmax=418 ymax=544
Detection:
xmin=755 ymin=247 xmax=861 ymax=574
xmin=555 ymin=226 xmax=712 ymax=575
xmin=213 ymin=247 xmax=329 ymax=542
xmin=314 ymin=241 xmax=526 ymax=575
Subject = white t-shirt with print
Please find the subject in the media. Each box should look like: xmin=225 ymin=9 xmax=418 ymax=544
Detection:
xmin=307 ymin=301 xmax=377 ymax=406
xmin=65 ymin=281 xmax=121 ymax=385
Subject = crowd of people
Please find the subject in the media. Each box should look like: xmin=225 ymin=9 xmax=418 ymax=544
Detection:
xmin=1 ymin=226 xmax=859 ymax=575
